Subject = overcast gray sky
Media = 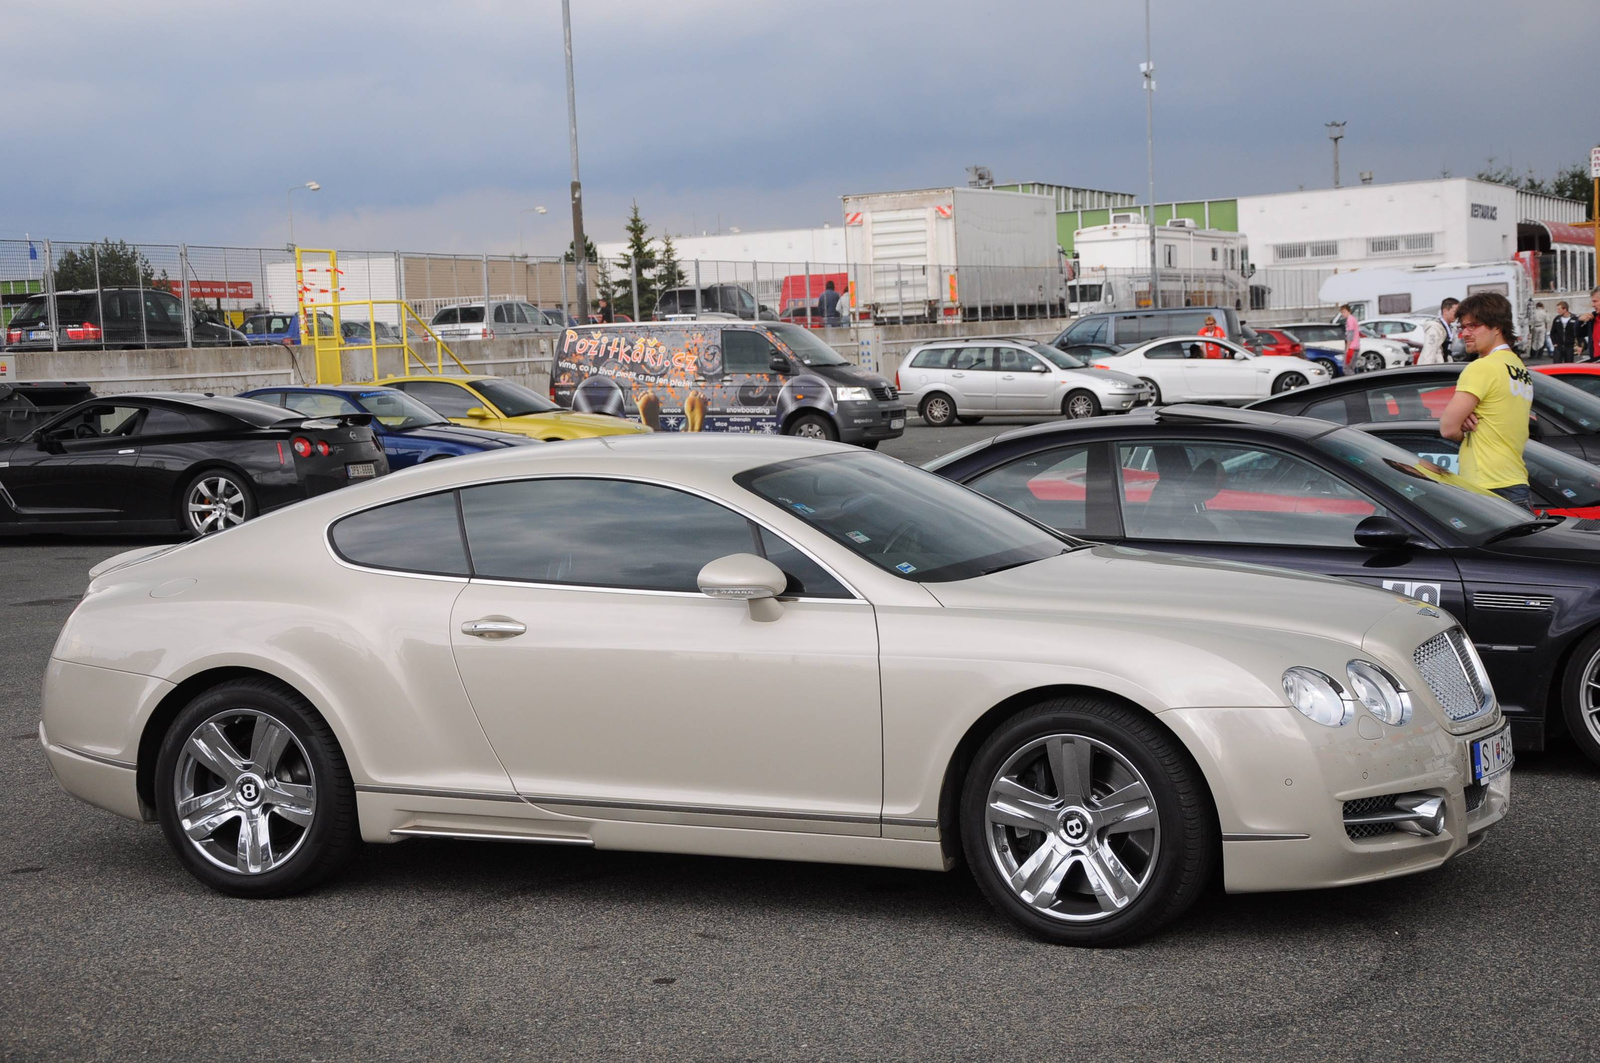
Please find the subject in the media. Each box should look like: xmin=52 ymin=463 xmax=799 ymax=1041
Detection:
xmin=4 ymin=0 xmax=1596 ymax=255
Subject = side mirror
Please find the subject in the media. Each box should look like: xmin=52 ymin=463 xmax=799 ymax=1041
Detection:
xmin=697 ymin=552 xmax=787 ymax=622
xmin=1354 ymin=514 xmax=1417 ymax=551
xmin=1233 ymin=349 xmax=1249 ymax=360
xmin=769 ymin=354 xmax=791 ymax=374
xmin=465 ymin=406 xmax=491 ymax=419
xmin=1029 ymin=363 xmax=1049 ymax=372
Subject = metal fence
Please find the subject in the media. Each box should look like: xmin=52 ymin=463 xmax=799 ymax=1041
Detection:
xmin=1 ymin=236 xmax=1341 ymax=350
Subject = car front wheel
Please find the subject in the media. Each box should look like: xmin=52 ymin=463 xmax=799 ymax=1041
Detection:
xmin=1063 ymin=390 xmax=1101 ymax=419
xmin=154 ymin=678 xmax=359 ymax=897
xmin=1561 ymin=629 xmax=1600 ymax=767
xmin=785 ymin=412 xmax=839 ymax=441
xmin=960 ymin=696 xmax=1216 ymax=946
xmin=1272 ymin=372 xmax=1308 ymax=394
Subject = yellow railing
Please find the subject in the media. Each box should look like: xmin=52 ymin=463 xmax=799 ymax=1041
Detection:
xmin=294 ymin=247 xmax=468 ymax=384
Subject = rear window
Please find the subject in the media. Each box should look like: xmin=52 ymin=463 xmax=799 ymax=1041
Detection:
xmin=10 ymin=296 xmax=97 ymax=326
xmin=457 ymin=306 xmax=485 ymax=324
xmin=431 ymin=308 xmax=459 ymax=325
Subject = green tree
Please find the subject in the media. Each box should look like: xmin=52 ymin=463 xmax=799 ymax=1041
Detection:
xmin=656 ymin=232 xmax=687 ymax=295
xmin=563 ymin=235 xmax=598 ymax=262
xmin=52 ymin=239 xmax=162 ymax=290
xmin=1476 ymin=158 xmax=1591 ymax=212
xmin=614 ymin=201 xmax=660 ymax=318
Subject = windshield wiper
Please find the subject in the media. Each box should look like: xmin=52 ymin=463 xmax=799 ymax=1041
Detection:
xmin=1484 ymin=517 xmax=1564 ymax=543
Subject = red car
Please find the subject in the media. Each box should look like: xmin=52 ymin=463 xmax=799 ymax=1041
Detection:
xmin=1536 ymin=363 xmax=1600 ymax=398
xmin=1253 ymin=327 xmax=1305 ymax=358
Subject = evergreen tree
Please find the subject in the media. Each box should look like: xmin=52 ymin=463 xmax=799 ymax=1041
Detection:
xmin=52 ymin=239 xmax=163 ymax=290
xmin=656 ymin=232 xmax=688 ymax=296
xmin=615 ymin=201 xmax=660 ymax=318
xmin=1476 ymin=159 xmax=1591 ymax=210
xmin=563 ymin=236 xmax=599 ymax=262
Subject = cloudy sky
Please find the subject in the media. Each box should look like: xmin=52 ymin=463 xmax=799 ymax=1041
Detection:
xmin=3 ymin=0 xmax=1596 ymax=256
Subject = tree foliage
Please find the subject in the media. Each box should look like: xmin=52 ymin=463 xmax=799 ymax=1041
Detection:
xmin=655 ymin=232 xmax=688 ymax=294
xmin=52 ymin=239 xmax=163 ymax=291
xmin=613 ymin=201 xmax=660 ymax=318
xmin=1475 ymin=159 xmax=1592 ymax=210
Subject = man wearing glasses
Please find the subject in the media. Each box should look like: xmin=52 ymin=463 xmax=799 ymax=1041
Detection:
xmin=1438 ymin=291 xmax=1535 ymax=507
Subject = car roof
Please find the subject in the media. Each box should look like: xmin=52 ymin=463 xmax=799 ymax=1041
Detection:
xmin=961 ymin=403 xmax=1341 ymax=449
xmin=907 ymin=335 xmax=1041 ymax=348
xmin=111 ymin=392 xmax=299 ymax=426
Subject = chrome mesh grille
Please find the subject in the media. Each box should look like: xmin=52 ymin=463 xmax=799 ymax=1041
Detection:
xmin=1414 ymin=629 xmax=1489 ymax=722
xmin=1464 ymin=783 xmax=1486 ymax=813
xmin=1343 ymin=795 xmax=1398 ymax=840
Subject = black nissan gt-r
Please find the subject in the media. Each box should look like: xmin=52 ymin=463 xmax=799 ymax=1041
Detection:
xmin=0 ymin=392 xmax=388 ymax=537
xmin=929 ymin=403 xmax=1600 ymax=766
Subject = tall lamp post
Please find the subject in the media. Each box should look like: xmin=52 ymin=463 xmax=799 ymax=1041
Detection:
xmin=561 ymin=0 xmax=588 ymax=318
xmin=1326 ymin=122 xmax=1346 ymax=189
xmin=1141 ymin=0 xmax=1158 ymax=309
xmin=286 ymin=181 xmax=321 ymax=248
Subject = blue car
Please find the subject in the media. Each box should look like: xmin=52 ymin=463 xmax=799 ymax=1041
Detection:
xmin=239 ymin=384 xmax=535 ymax=468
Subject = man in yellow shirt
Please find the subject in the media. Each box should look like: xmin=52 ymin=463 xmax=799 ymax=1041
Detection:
xmin=1439 ymin=291 xmax=1535 ymax=507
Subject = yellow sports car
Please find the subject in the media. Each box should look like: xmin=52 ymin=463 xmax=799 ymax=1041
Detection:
xmin=382 ymin=374 xmax=649 ymax=441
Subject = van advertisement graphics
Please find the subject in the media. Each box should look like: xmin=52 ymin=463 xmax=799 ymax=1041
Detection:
xmin=554 ymin=325 xmax=816 ymax=434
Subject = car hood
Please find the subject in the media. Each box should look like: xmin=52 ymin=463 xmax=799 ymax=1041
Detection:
xmin=1070 ymin=367 xmax=1144 ymax=387
xmin=799 ymin=362 xmax=894 ymax=391
xmin=924 ymin=543 xmax=1418 ymax=647
xmin=1476 ymin=519 xmax=1600 ymax=565
xmin=393 ymin=423 xmax=531 ymax=446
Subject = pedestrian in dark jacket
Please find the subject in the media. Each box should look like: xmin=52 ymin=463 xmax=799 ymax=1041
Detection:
xmin=1551 ymin=301 xmax=1581 ymax=363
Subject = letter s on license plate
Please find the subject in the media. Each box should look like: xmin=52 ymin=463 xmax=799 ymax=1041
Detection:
xmin=1471 ymin=725 xmax=1513 ymax=783
xmin=346 ymin=463 xmax=376 ymax=479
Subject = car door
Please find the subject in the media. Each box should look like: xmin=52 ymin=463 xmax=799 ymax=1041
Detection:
xmin=1101 ymin=437 xmax=1466 ymax=614
xmin=1 ymin=402 xmax=148 ymax=520
xmin=948 ymin=347 xmax=997 ymax=411
xmin=994 ymin=346 xmax=1053 ymax=412
xmin=1179 ymin=340 xmax=1260 ymax=399
xmin=142 ymin=290 xmax=188 ymax=348
xmin=720 ymin=328 xmax=783 ymax=433
xmin=447 ymin=476 xmax=883 ymax=831
xmin=1131 ymin=341 xmax=1189 ymax=400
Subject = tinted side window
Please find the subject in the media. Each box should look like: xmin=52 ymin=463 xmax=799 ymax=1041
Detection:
xmin=432 ymin=308 xmax=460 ymax=325
xmin=460 ymin=479 xmax=757 ymax=592
xmin=722 ymin=329 xmax=778 ymax=374
xmin=493 ymin=304 xmax=511 ymax=324
xmin=1303 ymin=396 xmax=1352 ymax=423
xmin=1145 ymin=342 xmax=1186 ymax=360
xmin=330 ymin=492 xmax=470 ymax=576
xmin=393 ymin=381 xmax=480 ymax=417
xmin=967 ymin=443 xmax=1092 ymax=533
xmin=756 ymin=528 xmax=850 ymax=598
xmin=1364 ymin=384 xmax=1456 ymax=422
xmin=139 ymin=407 xmax=205 ymax=435
xmin=910 ymin=347 xmax=956 ymax=369
xmin=1079 ymin=317 xmax=1109 ymax=344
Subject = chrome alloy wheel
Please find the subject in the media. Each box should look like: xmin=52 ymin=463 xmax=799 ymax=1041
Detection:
xmin=794 ymin=421 xmax=829 ymax=439
xmin=984 ymin=734 xmax=1159 ymax=921
xmin=187 ymin=476 xmax=248 ymax=535
xmin=173 ymin=710 xmax=317 ymax=875
xmin=922 ymin=395 xmax=953 ymax=425
xmin=1066 ymin=393 xmax=1097 ymax=419
xmin=1581 ymin=648 xmax=1600 ymax=749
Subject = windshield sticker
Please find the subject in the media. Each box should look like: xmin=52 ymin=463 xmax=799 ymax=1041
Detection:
xmin=1563 ymin=488 xmax=1578 ymax=498
xmin=846 ymin=530 xmax=871 ymax=543
xmin=792 ymin=502 xmax=815 ymax=514
xmin=895 ymin=561 xmax=917 ymax=574
xmin=1450 ymin=517 xmax=1467 ymax=529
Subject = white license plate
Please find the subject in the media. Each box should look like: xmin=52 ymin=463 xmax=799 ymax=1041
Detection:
xmin=1471 ymin=725 xmax=1514 ymax=782
xmin=346 ymin=463 xmax=376 ymax=479
xmin=890 ymin=418 xmax=905 ymax=430
xmin=28 ymin=330 xmax=52 ymax=341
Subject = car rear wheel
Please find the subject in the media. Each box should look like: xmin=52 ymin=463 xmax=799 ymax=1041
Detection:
xmin=1272 ymin=372 xmax=1309 ymax=394
xmin=154 ymin=678 xmax=359 ymax=898
xmin=920 ymin=393 xmax=957 ymax=427
xmin=1560 ymin=629 xmax=1600 ymax=767
xmin=1137 ymin=377 xmax=1162 ymax=404
xmin=785 ymin=412 xmax=839 ymax=441
xmin=181 ymin=469 xmax=256 ymax=537
xmin=1063 ymin=390 xmax=1101 ymax=419
xmin=959 ymin=695 xmax=1215 ymax=946
xmin=956 ymin=415 xmax=985 ymax=425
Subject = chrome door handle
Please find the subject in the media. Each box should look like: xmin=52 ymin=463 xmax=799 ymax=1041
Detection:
xmin=117 ymin=448 xmax=136 ymax=454
xmin=461 ymin=617 xmax=526 ymax=640
xmin=951 ymin=371 xmax=965 ymax=377
xmin=1001 ymin=374 xmax=1016 ymax=379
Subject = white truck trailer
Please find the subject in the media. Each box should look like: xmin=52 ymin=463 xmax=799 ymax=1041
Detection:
xmin=1319 ymin=262 xmax=1534 ymax=342
xmin=841 ymin=187 xmax=1063 ymax=322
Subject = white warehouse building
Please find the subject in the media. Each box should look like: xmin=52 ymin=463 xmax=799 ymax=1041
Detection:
xmin=1235 ymin=177 xmax=1593 ymax=293
xmin=594 ymin=226 xmax=846 ymax=269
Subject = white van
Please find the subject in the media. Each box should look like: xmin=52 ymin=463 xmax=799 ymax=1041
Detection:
xmin=1319 ymin=262 xmax=1533 ymax=349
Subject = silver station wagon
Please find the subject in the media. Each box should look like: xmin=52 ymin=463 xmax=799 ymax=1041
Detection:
xmin=898 ymin=337 xmax=1152 ymax=426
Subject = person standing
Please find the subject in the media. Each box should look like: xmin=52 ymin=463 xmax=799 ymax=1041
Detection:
xmin=1580 ymin=287 xmax=1600 ymax=363
xmin=597 ymin=296 xmax=615 ymax=324
xmin=1198 ymin=314 xmax=1227 ymax=359
xmin=1417 ymin=297 xmax=1458 ymax=365
xmin=1439 ymin=291 xmax=1534 ymax=507
xmin=1529 ymin=301 xmax=1550 ymax=360
xmin=1340 ymin=304 xmax=1362 ymax=371
xmin=1551 ymin=301 xmax=1580 ymax=363
xmin=819 ymin=280 xmax=843 ymax=328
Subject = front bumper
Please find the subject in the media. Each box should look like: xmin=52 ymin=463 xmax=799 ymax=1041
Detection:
xmin=1162 ymin=705 xmax=1511 ymax=893
xmin=836 ymin=400 xmax=907 ymax=443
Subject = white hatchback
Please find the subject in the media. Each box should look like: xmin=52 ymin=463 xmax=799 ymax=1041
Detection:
xmin=1090 ymin=335 xmax=1329 ymax=404
xmin=898 ymin=338 xmax=1152 ymax=426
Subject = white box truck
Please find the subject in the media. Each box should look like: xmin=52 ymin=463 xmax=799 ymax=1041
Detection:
xmin=1319 ymin=262 xmax=1533 ymax=345
xmin=841 ymin=187 xmax=1063 ymax=322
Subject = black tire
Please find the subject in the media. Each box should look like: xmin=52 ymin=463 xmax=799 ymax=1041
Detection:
xmin=1062 ymin=389 xmax=1102 ymax=420
xmin=1272 ymin=371 xmax=1308 ymax=394
xmin=1138 ymin=377 xmax=1162 ymax=405
xmin=179 ymin=468 xmax=257 ymax=537
xmin=959 ymin=695 xmax=1216 ymax=946
xmin=1561 ymin=628 xmax=1600 ymax=767
xmin=920 ymin=393 xmax=957 ymax=427
xmin=1359 ymin=352 xmax=1386 ymax=373
xmin=154 ymin=677 xmax=359 ymax=898
xmin=956 ymin=415 xmax=985 ymax=425
xmin=784 ymin=412 xmax=839 ymax=442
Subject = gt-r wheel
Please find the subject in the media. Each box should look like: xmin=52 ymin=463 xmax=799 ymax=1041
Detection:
xmin=154 ymin=678 xmax=359 ymax=898
xmin=785 ymin=413 xmax=839 ymax=441
xmin=1272 ymin=372 xmax=1308 ymax=394
xmin=1560 ymin=629 xmax=1600 ymax=767
xmin=1063 ymin=390 xmax=1101 ymax=419
xmin=1359 ymin=352 xmax=1386 ymax=373
xmin=920 ymin=393 xmax=957 ymax=427
xmin=181 ymin=469 xmax=255 ymax=537
xmin=956 ymin=415 xmax=985 ymax=425
xmin=1137 ymin=377 xmax=1162 ymax=405
xmin=960 ymin=696 xmax=1216 ymax=946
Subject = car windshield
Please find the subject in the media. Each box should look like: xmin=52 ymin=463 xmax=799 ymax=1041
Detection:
xmin=735 ymin=453 xmax=1073 ymax=583
xmin=349 ymin=389 xmax=450 ymax=429
xmin=1031 ymin=342 xmax=1087 ymax=369
xmin=1551 ymin=372 xmax=1600 ymax=400
xmin=769 ymin=322 xmax=849 ymax=366
xmin=472 ymin=377 xmax=559 ymax=415
xmin=1312 ymin=429 xmax=1533 ymax=542
xmin=1533 ymin=372 xmax=1600 ymax=430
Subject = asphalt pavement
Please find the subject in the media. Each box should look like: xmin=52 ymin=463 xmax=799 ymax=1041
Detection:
xmin=4 ymin=426 xmax=1600 ymax=1061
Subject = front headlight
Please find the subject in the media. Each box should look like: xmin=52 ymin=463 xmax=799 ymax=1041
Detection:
xmin=1309 ymin=366 xmax=1328 ymax=376
xmin=1346 ymin=660 xmax=1412 ymax=725
xmin=834 ymin=386 xmax=871 ymax=402
xmin=1282 ymin=667 xmax=1351 ymax=727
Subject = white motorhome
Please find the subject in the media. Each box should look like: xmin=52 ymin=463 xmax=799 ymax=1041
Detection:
xmin=1319 ymin=262 xmax=1534 ymax=344
xmin=1066 ymin=217 xmax=1251 ymax=314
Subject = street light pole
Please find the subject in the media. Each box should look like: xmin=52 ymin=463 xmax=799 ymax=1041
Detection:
xmin=562 ymin=0 xmax=588 ymax=319
xmin=1326 ymin=122 xmax=1346 ymax=189
xmin=1142 ymin=0 xmax=1159 ymax=309
xmin=286 ymin=181 xmax=321 ymax=248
